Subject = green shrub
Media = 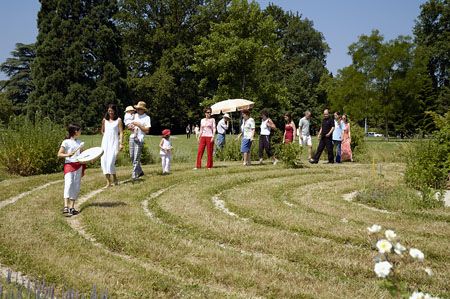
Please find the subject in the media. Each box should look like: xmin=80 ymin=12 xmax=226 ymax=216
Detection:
xmin=140 ymin=143 xmax=155 ymax=165
xmin=405 ymin=140 xmax=448 ymax=191
xmin=275 ymin=142 xmax=304 ymax=168
xmin=120 ymin=129 xmax=155 ymax=165
xmin=405 ymin=111 xmax=450 ymax=192
xmin=0 ymin=115 xmax=65 ymax=176
xmin=349 ymin=121 xmax=367 ymax=161
xmin=215 ymin=136 xmax=259 ymax=162
xmin=0 ymin=93 xmax=13 ymax=125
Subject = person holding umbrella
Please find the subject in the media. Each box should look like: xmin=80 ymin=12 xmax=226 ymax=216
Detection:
xmin=216 ymin=113 xmax=230 ymax=151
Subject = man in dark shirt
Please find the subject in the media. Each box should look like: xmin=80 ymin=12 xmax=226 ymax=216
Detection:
xmin=309 ymin=109 xmax=335 ymax=164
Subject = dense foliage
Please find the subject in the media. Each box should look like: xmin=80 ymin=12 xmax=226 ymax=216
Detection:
xmin=414 ymin=0 xmax=450 ymax=117
xmin=0 ymin=0 xmax=447 ymax=137
xmin=1 ymin=0 xmax=328 ymax=133
xmin=405 ymin=111 xmax=450 ymax=192
xmin=323 ymin=0 xmax=449 ymax=137
xmin=28 ymin=0 xmax=127 ymax=131
xmin=0 ymin=43 xmax=35 ymax=117
xmin=0 ymin=115 xmax=65 ymax=176
xmin=323 ymin=31 xmax=433 ymax=138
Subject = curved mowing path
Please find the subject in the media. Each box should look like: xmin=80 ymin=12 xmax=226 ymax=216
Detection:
xmin=0 ymin=163 xmax=449 ymax=298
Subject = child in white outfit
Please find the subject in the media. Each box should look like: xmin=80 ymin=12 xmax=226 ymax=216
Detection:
xmin=159 ymin=129 xmax=172 ymax=174
xmin=124 ymin=106 xmax=138 ymax=140
xmin=57 ymin=124 xmax=85 ymax=217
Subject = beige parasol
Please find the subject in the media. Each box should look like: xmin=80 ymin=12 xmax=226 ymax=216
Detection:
xmin=210 ymin=99 xmax=254 ymax=115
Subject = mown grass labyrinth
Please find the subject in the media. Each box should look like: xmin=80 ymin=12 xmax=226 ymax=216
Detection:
xmin=0 ymin=162 xmax=449 ymax=298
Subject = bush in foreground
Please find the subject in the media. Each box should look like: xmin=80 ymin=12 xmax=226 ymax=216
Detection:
xmin=0 ymin=116 xmax=65 ymax=176
xmin=405 ymin=112 xmax=450 ymax=192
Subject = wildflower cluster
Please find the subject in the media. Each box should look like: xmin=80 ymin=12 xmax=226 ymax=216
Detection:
xmin=367 ymin=224 xmax=440 ymax=299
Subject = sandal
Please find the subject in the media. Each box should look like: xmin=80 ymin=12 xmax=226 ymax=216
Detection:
xmin=68 ymin=208 xmax=79 ymax=216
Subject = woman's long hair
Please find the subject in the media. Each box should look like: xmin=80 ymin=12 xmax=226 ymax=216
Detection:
xmin=284 ymin=112 xmax=292 ymax=123
xmin=104 ymin=104 xmax=119 ymax=121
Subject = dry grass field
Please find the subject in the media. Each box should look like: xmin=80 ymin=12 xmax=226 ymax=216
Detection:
xmin=0 ymin=136 xmax=448 ymax=298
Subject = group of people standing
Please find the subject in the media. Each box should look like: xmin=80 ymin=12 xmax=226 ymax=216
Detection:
xmin=185 ymin=124 xmax=200 ymax=139
xmin=101 ymin=101 xmax=152 ymax=186
xmin=58 ymin=101 xmax=156 ymax=216
xmin=193 ymin=107 xmax=353 ymax=169
xmin=58 ymin=102 xmax=353 ymax=217
xmin=309 ymin=109 xmax=353 ymax=164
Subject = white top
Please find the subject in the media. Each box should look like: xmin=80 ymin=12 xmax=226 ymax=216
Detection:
xmin=299 ymin=117 xmax=310 ymax=137
xmin=260 ymin=119 xmax=271 ymax=136
xmin=61 ymin=139 xmax=83 ymax=163
xmin=333 ymin=120 xmax=344 ymax=141
xmin=241 ymin=118 xmax=255 ymax=139
xmin=130 ymin=113 xmax=151 ymax=142
xmin=160 ymin=138 xmax=172 ymax=155
xmin=217 ymin=118 xmax=228 ymax=134
xmin=124 ymin=112 xmax=135 ymax=126
xmin=101 ymin=119 xmax=120 ymax=174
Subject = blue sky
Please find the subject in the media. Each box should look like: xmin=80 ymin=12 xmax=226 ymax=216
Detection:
xmin=0 ymin=0 xmax=427 ymax=80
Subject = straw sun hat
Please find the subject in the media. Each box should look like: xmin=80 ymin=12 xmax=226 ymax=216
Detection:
xmin=124 ymin=106 xmax=135 ymax=113
xmin=134 ymin=101 xmax=148 ymax=111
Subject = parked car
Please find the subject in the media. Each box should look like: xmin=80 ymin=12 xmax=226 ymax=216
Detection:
xmin=367 ymin=132 xmax=383 ymax=137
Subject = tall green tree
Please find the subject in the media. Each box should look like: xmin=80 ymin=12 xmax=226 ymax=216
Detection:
xmin=264 ymin=4 xmax=329 ymax=121
xmin=326 ymin=31 xmax=430 ymax=137
xmin=0 ymin=43 xmax=35 ymax=114
xmin=117 ymin=0 xmax=229 ymax=130
xmin=29 ymin=0 xmax=127 ymax=129
xmin=0 ymin=93 xmax=14 ymax=125
xmin=192 ymin=0 xmax=287 ymax=112
xmin=414 ymin=0 xmax=450 ymax=115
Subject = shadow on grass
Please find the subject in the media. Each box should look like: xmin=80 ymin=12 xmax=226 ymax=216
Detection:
xmin=81 ymin=201 xmax=127 ymax=212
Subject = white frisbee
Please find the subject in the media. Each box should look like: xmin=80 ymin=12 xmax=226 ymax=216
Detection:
xmin=76 ymin=147 xmax=103 ymax=163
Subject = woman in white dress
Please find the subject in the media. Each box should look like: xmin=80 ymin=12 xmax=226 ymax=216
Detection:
xmin=101 ymin=104 xmax=124 ymax=187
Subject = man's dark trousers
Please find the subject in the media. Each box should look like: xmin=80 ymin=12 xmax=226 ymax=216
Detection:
xmin=313 ymin=136 xmax=334 ymax=163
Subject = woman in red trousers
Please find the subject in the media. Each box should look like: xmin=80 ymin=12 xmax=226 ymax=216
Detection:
xmin=195 ymin=107 xmax=216 ymax=169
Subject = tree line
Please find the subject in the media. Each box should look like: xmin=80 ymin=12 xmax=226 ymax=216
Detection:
xmin=0 ymin=0 xmax=448 ymax=135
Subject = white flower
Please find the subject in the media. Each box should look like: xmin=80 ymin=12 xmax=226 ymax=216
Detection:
xmin=410 ymin=292 xmax=440 ymax=299
xmin=385 ymin=229 xmax=397 ymax=241
xmin=410 ymin=291 xmax=425 ymax=299
xmin=424 ymin=267 xmax=433 ymax=276
xmin=409 ymin=248 xmax=425 ymax=261
xmin=394 ymin=242 xmax=406 ymax=255
xmin=376 ymin=239 xmax=392 ymax=254
xmin=374 ymin=261 xmax=392 ymax=278
xmin=367 ymin=224 xmax=382 ymax=234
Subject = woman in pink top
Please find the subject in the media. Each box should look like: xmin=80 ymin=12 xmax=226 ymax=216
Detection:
xmin=195 ymin=107 xmax=216 ymax=169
